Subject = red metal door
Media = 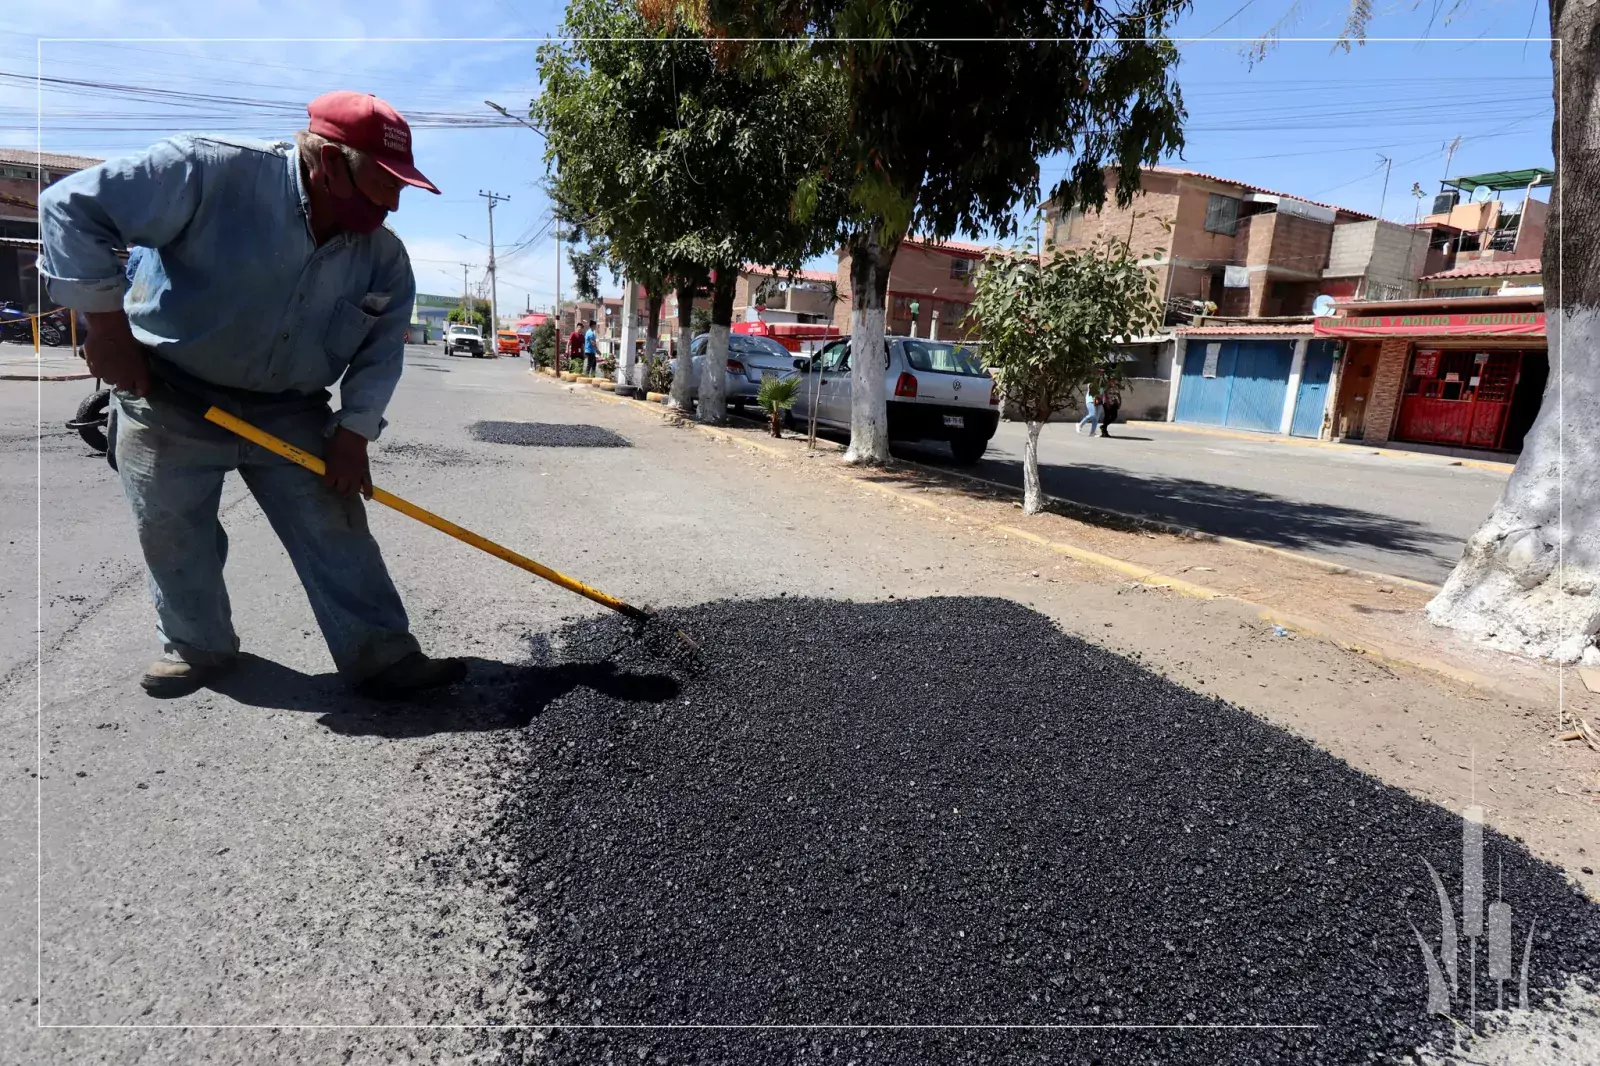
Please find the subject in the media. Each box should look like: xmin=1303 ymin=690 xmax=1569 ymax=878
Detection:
xmin=1397 ymin=349 xmax=1521 ymax=450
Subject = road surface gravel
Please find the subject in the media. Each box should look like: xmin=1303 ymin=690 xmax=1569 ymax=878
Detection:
xmin=484 ymin=596 xmax=1600 ymax=1065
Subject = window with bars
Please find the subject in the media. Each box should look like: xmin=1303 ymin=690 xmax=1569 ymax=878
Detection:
xmin=1203 ymin=194 xmax=1241 ymax=237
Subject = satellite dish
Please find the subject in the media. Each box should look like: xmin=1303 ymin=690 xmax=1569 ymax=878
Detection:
xmin=1470 ymin=185 xmax=1494 ymax=204
xmin=1312 ymin=294 xmax=1337 ymax=317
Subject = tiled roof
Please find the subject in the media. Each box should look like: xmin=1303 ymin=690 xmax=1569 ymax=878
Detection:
xmin=743 ymin=263 xmax=836 ymax=284
xmin=1144 ymin=166 xmax=1376 ymax=222
xmin=1172 ymin=322 xmax=1317 ymax=337
xmin=0 ymin=147 xmax=102 ymax=171
xmin=900 ymin=236 xmax=993 ymax=258
xmin=1422 ymin=258 xmax=1541 ymax=281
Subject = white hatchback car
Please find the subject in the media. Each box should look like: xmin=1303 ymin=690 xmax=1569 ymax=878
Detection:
xmin=792 ymin=336 xmax=998 ymax=463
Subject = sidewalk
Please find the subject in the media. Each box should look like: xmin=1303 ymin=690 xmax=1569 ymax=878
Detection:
xmin=1127 ymin=417 xmax=1518 ymax=473
xmin=0 ymin=341 xmax=90 ymax=380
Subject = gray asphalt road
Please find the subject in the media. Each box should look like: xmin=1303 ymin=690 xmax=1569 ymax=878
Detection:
xmin=890 ymin=418 xmax=1511 ymax=584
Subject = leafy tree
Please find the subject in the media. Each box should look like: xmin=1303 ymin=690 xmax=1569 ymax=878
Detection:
xmin=705 ymin=1 xmax=1189 ymax=462
xmin=528 ymin=319 xmax=557 ymax=368
xmin=969 ymin=235 xmax=1162 ymax=513
xmin=447 ymin=300 xmax=490 ymax=333
xmin=537 ymin=0 xmax=845 ymax=419
xmin=1257 ymin=3 xmax=1590 ymax=662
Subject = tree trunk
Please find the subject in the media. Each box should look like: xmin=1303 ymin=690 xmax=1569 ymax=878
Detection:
xmin=699 ymin=270 xmax=737 ymax=424
xmin=642 ymin=289 xmax=663 ymax=393
xmin=669 ymin=278 xmax=698 ymax=413
xmin=843 ymin=230 xmax=898 ymax=465
xmin=1426 ymin=3 xmax=1600 ymax=662
xmin=1022 ymin=419 xmax=1045 ymax=515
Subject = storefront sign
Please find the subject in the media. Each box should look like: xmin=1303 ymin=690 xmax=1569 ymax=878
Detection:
xmin=1315 ymin=311 xmax=1544 ymax=338
xmin=1412 ymin=350 xmax=1440 ymax=377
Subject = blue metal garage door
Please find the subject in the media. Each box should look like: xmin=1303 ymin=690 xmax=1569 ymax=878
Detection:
xmin=1289 ymin=341 xmax=1337 ymax=438
xmin=1175 ymin=339 xmax=1295 ymax=432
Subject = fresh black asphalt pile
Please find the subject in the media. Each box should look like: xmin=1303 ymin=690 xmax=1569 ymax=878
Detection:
xmin=470 ymin=420 xmax=631 ymax=448
xmin=483 ymin=597 xmax=1599 ymax=1064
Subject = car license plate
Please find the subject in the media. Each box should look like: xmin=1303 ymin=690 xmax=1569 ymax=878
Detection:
xmin=943 ymin=414 xmax=965 ymax=428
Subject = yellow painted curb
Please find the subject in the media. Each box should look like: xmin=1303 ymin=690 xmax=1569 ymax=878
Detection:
xmin=559 ymin=372 xmax=578 ymax=381
xmin=594 ymin=381 xmax=616 ymax=391
xmin=646 ymin=391 xmax=669 ymax=403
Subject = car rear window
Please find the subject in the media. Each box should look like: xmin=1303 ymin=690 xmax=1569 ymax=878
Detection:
xmin=901 ymin=340 xmax=988 ymax=377
xmin=731 ymin=335 xmax=791 ymax=359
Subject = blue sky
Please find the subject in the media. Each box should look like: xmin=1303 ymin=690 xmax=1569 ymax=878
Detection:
xmin=1 ymin=1 xmax=1555 ymax=314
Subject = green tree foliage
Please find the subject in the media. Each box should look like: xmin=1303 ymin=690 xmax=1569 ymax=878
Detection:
xmin=528 ymin=320 xmax=558 ymax=367
xmin=968 ymin=235 xmax=1162 ymax=513
xmin=705 ymin=0 xmax=1190 ymax=462
xmin=536 ymin=0 xmax=846 ymax=419
xmin=447 ymin=300 xmax=490 ymax=333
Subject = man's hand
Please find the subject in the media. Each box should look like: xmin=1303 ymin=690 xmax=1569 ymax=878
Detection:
xmin=324 ymin=426 xmax=373 ymax=499
xmin=84 ymin=311 xmax=151 ymax=396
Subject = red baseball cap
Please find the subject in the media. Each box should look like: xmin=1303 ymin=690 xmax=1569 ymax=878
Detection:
xmin=306 ymin=90 xmax=440 ymax=195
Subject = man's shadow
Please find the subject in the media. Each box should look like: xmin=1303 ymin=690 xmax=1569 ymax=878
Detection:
xmin=206 ymin=652 xmax=679 ymax=739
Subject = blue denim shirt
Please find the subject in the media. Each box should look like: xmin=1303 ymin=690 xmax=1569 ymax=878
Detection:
xmin=36 ymin=135 xmax=415 ymax=440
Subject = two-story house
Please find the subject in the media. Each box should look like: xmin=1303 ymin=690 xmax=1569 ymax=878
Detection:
xmin=734 ymin=265 xmax=836 ymax=325
xmin=832 ymin=237 xmax=989 ymax=341
xmin=1 ymin=148 xmax=103 ymax=308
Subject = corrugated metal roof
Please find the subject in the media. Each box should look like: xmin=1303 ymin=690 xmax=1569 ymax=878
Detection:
xmin=1172 ymin=322 xmax=1317 ymax=337
xmin=0 ymin=147 xmax=102 ymax=171
xmin=1422 ymin=258 xmax=1541 ymax=281
xmin=1145 ymin=165 xmax=1376 ymax=221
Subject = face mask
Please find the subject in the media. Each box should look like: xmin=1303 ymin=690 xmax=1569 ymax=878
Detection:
xmin=322 ymin=156 xmax=390 ymax=234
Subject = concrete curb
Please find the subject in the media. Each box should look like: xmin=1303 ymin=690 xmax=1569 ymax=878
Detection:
xmin=541 ymin=373 xmax=1534 ymax=701
xmin=1123 ymin=419 xmax=1517 ymax=474
xmin=0 ymin=371 xmax=92 ymax=381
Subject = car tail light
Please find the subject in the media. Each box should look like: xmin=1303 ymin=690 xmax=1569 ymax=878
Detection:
xmin=727 ymin=359 xmax=745 ymax=375
xmin=894 ymin=371 xmax=918 ymax=398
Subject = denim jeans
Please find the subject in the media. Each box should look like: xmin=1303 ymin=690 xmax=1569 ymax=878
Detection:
xmin=111 ymin=391 xmax=420 ymax=680
xmin=1077 ymin=402 xmax=1099 ymax=434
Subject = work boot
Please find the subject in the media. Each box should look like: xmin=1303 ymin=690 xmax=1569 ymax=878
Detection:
xmin=355 ymin=652 xmax=468 ymax=700
xmin=140 ymin=652 xmax=237 ymax=699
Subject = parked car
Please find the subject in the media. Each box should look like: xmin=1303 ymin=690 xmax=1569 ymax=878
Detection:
xmin=443 ymin=323 xmax=486 ymax=358
xmin=791 ymin=336 xmax=998 ymax=463
xmin=668 ymin=332 xmax=801 ymax=406
xmin=496 ymin=329 xmax=521 ymax=355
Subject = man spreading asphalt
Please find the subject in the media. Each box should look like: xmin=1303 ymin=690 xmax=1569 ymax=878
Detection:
xmin=37 ymin=91 xmax=467 ymax=699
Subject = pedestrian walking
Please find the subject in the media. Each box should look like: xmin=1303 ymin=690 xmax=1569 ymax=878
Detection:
xmin=565 ymin=321 xmax=584 ymax=373
xmin=37 ymin=90 xmax=467 ymax=699
xmin=1076 ymin=385 xmax=1099 ymax=435
xmin=1097 ymin=380 xmax=1122 ymax=438
xmin=583 ymin=320 xmax=598 ymax=375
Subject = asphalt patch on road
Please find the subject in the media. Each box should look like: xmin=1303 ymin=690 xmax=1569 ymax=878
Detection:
xmin=470 ymin=420 xmax=632 ymax=448
xmin=372 ymin=440 xmax=505 ymax=468
xmin=482 ymin=597 xmax=1600 ymax=1065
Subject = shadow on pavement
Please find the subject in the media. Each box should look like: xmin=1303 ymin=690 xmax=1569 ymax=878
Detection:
xmin=205 ymin=652 xmax=679 ymax=739
xmin=895 ymin=443 xmax=1454 ymax=565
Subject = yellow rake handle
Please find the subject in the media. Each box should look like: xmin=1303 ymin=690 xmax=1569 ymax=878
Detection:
xmin=202 ymin=405 xmax=650 ymax=622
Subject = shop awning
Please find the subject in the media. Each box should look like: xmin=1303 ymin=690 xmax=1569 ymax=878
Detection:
xmin=1315 ymin=310 xmax=1544 ymax=339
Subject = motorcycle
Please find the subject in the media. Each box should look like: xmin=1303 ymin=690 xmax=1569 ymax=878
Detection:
xmin=0 ymin=302 xmax=70 ymax=346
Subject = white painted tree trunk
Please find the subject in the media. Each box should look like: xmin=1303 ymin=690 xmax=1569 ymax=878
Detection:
xmin=669 ymin=283 xmax=696 ymax=413
xmin=843 ymin=234 xmax=895 ymax=465
xmin=699 ymin=322 xmax=730 ymax=424
xmin=1426 ymin=2 xmax=1599 ymax=663
xmin=616 ymin=281 xmax=637 ymax=392
xmin=1022 ymin=420 xmax=1045 ymax=514
xmin=1427 ymin=309 xmax=1600 ymax=661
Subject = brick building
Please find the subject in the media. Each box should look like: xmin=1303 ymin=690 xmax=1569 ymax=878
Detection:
xmin=1418 ymin=258 xmax=1542 ymax=299
xmin=1420 ymin=168 xmax=1550 ymax=266
xmin=1315 ymin=292 xmax=1546 ymax=455
xmin=734 ymin=265 xmax=836 ymax=324
xmin=1042 ymin=166 xmax=1381 ymax=322
xmin=0 ymin=147 xmax=102 ymax=308
xmin=832 ymin=237 xmax=989 ymax=340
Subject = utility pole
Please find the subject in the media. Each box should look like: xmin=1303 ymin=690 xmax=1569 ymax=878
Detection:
xmin=459 ymin=262 xmax=472 ymax=317
xmin=1375 ymin=154 xmax=1393 ymax=221
xmin=480 ymin=190 xmax=510 ymax=340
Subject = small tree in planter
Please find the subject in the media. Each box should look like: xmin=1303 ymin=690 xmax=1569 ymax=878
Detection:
xmin=968 ymin=235 xmax=1160 ymax=514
